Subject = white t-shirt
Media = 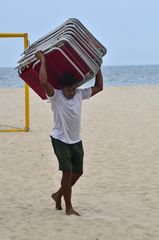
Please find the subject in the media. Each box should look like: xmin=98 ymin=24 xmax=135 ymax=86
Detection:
xmin=47 ymin=88 xmax=92 ymax=144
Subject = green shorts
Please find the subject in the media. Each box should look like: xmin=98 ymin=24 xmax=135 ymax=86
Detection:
xmin=51 ymin=137 xmax=84 ymax=173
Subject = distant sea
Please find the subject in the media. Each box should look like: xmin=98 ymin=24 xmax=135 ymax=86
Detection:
xmin=0 ymin=65 xmax=159 ymax=88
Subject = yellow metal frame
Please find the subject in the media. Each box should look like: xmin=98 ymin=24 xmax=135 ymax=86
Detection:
xmin=0 ymin=33 xmax=30 ymax=132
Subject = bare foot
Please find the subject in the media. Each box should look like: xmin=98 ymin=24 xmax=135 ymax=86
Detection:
xmin=66 ymin=208 xmax=80 ymax=216
xmin=51 ymin=193 xmax=62 ymax=210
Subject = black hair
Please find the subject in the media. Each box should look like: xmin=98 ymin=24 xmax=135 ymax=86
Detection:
xmin=59 ymin=72 xmax=78 ymax=89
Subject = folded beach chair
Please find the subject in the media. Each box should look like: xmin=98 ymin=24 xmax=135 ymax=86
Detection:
xmin=17 ymin=18 xmax=107 ymax=99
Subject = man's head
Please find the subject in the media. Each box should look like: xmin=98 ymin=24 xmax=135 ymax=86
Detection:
xmin=59 ymin=72 xmax=78 ymax=99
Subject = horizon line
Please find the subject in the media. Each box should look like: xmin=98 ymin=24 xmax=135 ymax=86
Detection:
xmin=0 ymin=63 xmax=159 ymax=68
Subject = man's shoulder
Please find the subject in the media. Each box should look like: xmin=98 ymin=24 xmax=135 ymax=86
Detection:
xmin=47 ymin=89 xmax=61 ymax=102
xmin=54 ymin=89 xmax=62 ymax=97
xmin=76 ymin=88 xmax=83 ymax=98
xmin=76 ymin=88 xmax=82 ymax=93
xmin=76 ymin=87 xmax=92 ymax=100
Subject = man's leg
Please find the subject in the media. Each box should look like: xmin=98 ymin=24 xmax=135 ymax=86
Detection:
xmin=51 ymin=139 xmax=83 ymax=215
xmin=71 ymin=172 xmax=83 ymax=186
xmin=52 ymin=172 xmax=82 ymax=212
xmin=61 ymin=172 xmax=72 ymax=213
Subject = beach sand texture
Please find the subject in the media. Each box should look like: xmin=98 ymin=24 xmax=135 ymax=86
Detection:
xmin=0 ymin=87 xmax=159 ymax=240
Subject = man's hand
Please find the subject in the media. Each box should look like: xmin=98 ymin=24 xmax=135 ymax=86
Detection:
xmin=35 ymin=51 xmax=45 ymax=62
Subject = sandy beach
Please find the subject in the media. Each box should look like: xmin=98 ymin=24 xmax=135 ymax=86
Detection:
xmin=0 ymin=86 xmax=159 ymax=240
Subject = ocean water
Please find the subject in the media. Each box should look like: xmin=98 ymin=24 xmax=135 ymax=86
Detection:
xmin=0 ymin=65 xmax=159 ymax=88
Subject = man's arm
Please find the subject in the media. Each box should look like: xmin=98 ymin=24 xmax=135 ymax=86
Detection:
xmin=35 ymin=51 xmax=54 ymax=97
xmin=91 ymin=68 xmax=103 ymax=97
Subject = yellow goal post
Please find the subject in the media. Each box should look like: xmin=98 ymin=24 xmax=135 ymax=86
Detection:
xmin=0 ymin=33 xmax=30 ymax=132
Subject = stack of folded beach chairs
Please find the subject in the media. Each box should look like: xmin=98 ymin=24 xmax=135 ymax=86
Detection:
xmin=17 ymin=18 xmax=107 ymax=99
